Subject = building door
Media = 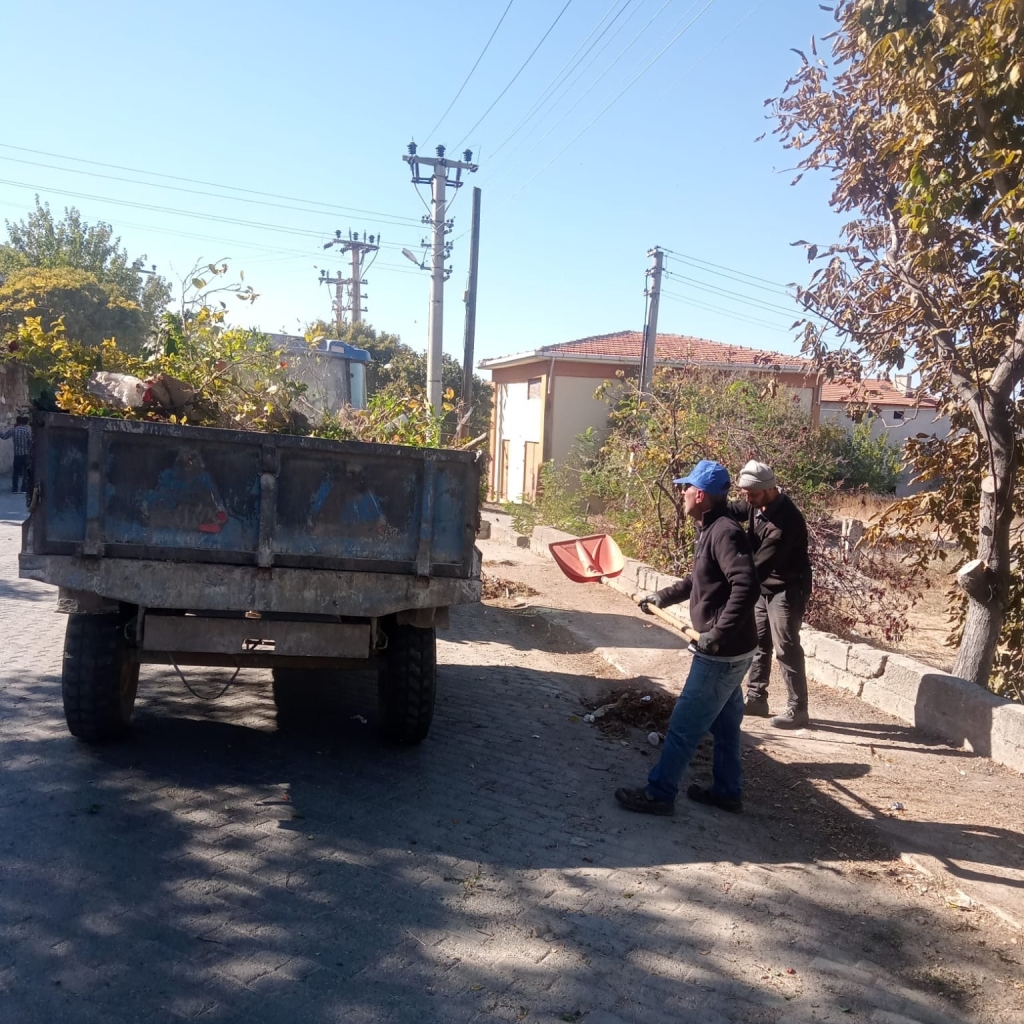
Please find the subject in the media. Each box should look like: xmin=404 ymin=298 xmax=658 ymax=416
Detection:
xmin=523 ymin=441 xmax=540 ymax=501
xmin=499 ymin=439 xmax=510 ymax=501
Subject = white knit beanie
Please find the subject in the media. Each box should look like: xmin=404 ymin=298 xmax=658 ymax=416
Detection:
xmin=737 ymin=460 xmax=776 ymax=490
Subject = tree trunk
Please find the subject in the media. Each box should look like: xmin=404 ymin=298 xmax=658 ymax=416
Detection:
xmin=952 ymin=407 xmax=1016 ymax=686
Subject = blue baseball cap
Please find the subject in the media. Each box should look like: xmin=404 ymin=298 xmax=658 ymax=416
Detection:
xmin=673 ymin=460 xmax=731 ymax=496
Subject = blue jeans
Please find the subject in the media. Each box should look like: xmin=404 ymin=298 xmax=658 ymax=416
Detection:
xmin=646 ymin=653 xmax=753 ymax=804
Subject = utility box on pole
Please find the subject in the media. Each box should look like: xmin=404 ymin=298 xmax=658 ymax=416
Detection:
xmin=403 ymin=143 xmax=478 ymax=412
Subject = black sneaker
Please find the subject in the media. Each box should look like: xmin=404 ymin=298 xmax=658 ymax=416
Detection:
xmin=744 ymin=694 xmax=771 ymax=718
xmin=770 ymin=707 xmax=810 ymax=729
xmin=614 ymin=787 xmax=674 ymax=816
xmin=687 ymin=784 xmax=743 ymax=813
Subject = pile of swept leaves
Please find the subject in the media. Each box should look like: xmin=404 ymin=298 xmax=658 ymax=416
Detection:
xmin=583 ymin=686 xmax=678 ymax=739
xmin=481 ymin=573 xmax=541 ymax=602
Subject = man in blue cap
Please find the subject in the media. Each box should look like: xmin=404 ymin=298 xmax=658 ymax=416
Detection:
xmin=615 ymin=459 xmax=760 ymax=815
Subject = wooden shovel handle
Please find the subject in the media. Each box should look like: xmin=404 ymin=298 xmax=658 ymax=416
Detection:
xmin=644 ymin=602 xmax=701 ymax=643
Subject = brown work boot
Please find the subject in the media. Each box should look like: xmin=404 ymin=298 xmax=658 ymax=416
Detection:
xmin=770 ymin=707 xmax=810 ymax=729
xmin=743 ymin=694 xmax=771 ymax=718
xmin=614 ymin=787 xmax=674 ymax=816
xmin=686 ymin=784 xmax=743 ymax=814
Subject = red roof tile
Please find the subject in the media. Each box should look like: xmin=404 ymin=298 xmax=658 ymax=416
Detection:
xmin=479 ymin=330 xmax=811 ymax=370
xmin=543 ymin=330 xmax=809 ymax=368
xmin=819 ymin=378 xmax=937 ymax=407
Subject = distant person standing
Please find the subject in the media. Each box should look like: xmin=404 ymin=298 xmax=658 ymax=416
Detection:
xmin=730 ymin=460 xmax=812 ymax=729
xmin=0 ymin=414 xmax=33 ymax=493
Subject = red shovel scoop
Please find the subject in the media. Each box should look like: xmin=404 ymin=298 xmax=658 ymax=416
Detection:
xmin=549 ymin=532 xmax=703 ymax=646
xmin=548 ymin=533 xmax=625 ymax=583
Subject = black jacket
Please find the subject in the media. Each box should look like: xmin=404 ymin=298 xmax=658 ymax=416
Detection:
xmin=655 ymin=506 xmax=759 ymax=657
xmin=728 ymin=492 xmax=812 ymax=597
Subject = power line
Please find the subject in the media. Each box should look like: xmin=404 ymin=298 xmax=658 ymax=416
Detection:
xmin=662 ymin=268 xmax=800 ymax=317
xmin=482 ymin=0 xmax=770 ymax=215
xmin=484 ymin=0 xmax=675 ymax=179
xmin=423 ymin=0 xmax=517 ymax=143
xmin=660 ymin=290 xmax=793 ymax=334
xmin=487 ymin=0 xmax=639 ymax=160
xmin=664 ymin=252 xmax=788 ymax=296
xmin=486 ymin=0 xmax=765 ymax=196
xmin=0 ymin=142 xmax=421 ymax=226
xmin=455 ymin=0 xmax=576 ymax=149
xmin=498 ymin=0 xmax=721 ymax=205
xmin=0 ymin=196 xmax=424 ymax=281
xmin=0 ymin=175 xmax=424 ymax=250
xmin=661 ymin=245 xmax=785 ymax=289
xmin=0 ymin=152 xmax=420 ymax=229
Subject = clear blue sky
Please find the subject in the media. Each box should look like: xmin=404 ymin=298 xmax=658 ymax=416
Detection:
xmin=1 ymin=0 xmax=841 ymax=366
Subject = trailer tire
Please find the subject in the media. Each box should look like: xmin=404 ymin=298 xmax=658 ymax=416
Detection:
xmin=271 ymin=668 xmax=325 ymax=727
xmin=62 ymin=614 xmax=139 ymax=742
xmin=377 ymin=623 xmax=436 ymax=744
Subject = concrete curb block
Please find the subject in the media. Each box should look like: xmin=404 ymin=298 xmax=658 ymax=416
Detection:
xmin=481 ymin=514 xmax=1024 ymax=777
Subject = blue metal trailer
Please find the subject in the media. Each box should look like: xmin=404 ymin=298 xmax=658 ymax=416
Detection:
xmin=19 ymin=413 xmax=482 ymax=744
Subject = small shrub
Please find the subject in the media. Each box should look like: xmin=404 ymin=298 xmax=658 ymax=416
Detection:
xmin=833 ymin=416 xmax=903 ymax=493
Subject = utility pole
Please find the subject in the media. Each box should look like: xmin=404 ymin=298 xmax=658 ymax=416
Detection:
xmin=403 ymin=142 xmax=478 ymax=411
xmin=318 ymin=269 xmax=346 ymax=331
xmin=320 ymin=230 xmax=380 ymax=327
xmin=458 ymin=187 xmax=482 ymax=441
xmin=639 ymin=246 xmax=664 ymax=398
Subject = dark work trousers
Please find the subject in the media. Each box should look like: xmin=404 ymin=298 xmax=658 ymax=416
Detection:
xmin=11 ymin=454 xmax=29 ymax=493
xmin=745 ymin=588 xmax=808 ymax=711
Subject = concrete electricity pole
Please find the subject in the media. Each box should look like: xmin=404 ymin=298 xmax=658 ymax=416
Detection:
xmin=320 ymin=230 xmax=380 ymax=327
xmin=318 ymin=269 xmax=346 ymax=331
xmin=639 ymin=246 xmax=664 ymax=398
xmin=458 ymin=186 xmax=482 ymax=441
xmin=403 ymin=142 xmax=478 ymax=411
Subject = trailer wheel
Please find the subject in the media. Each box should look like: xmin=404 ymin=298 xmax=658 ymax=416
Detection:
xmin=271 ymin=668 xmax=322 ymax=726
xmin=62 ymin=614 xmax=139 ymax=742
xmin=377 ymin=623 xmax=436 ymax=744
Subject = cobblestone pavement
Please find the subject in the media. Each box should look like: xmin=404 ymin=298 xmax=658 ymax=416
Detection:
xmin=1 ymin=488 xmax=1020 ymax=1024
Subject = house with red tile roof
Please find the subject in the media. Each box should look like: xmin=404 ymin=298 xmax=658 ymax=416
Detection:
xmin=479 ymin=331 xmax=948 ymax=501
xmin=819 ymin=376 xmax=949 ymax=484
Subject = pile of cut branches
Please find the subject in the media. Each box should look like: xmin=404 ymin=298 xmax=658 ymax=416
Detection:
xmin=3 ymin=311 xmax=480 ymax=452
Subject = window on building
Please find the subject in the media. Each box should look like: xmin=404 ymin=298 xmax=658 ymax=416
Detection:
xmin=892 ymin=410 xmax=905 ymax=421
xmin=527 ymin=377 xmax=542 ymax=400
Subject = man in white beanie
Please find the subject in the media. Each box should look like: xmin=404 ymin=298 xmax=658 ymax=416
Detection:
xmin=730 ymin=460 xmax=812 ymax=728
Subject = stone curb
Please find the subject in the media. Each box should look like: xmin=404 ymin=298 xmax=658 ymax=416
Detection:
xmin=482 ymin=515 xmax=1024 ymax=778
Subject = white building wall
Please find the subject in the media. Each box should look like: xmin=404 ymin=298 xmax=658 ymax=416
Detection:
xmin=495 ymin=381 xmax=543 ymax=503
xmin=548 ymin=376 xmax=618 ymax=465
xmin=820 ymin=402 xmax=950 ymax=446
xmin=792 ymin=387 xmax=815 ymax=415
xmin=820 ymin=402 xmax=951 ymax=496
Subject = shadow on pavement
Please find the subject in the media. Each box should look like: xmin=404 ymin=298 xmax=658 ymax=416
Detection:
xmin=811 ymin=718 xmax=978 ymax=756
xmin=452 ymin=605 xmax=691 ymax=655
xmin=2 ymin=597 xmax=1016 ymax=1024
xmin=0 ymin=652 xmax=1012 ymax=1023
xmin=0 ymin=577 xmax=49 ymax=602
